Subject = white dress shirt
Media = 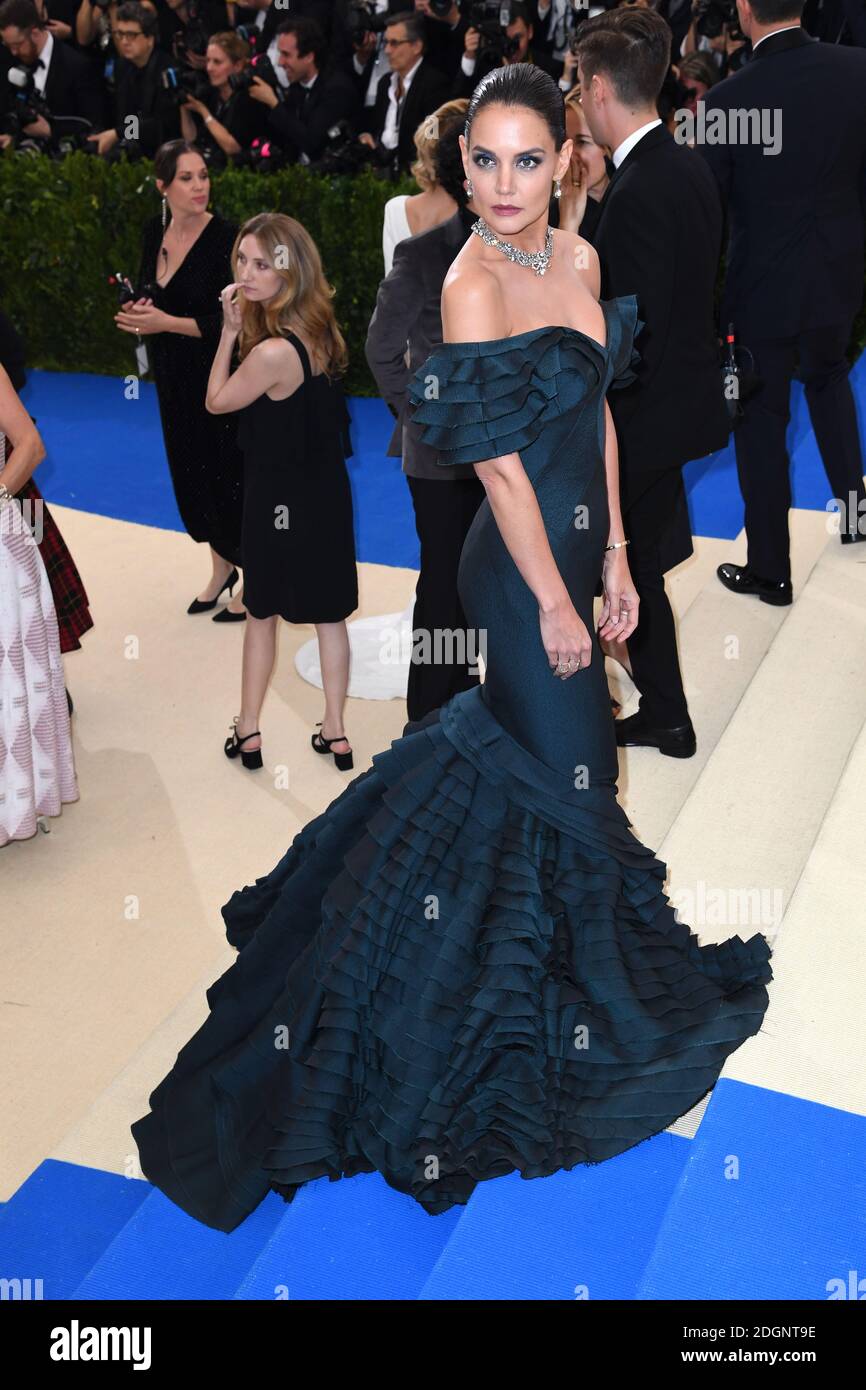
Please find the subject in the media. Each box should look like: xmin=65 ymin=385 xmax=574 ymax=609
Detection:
xmin=612 ymin=117 xmax=662 ymax=169
xmin=380 ymin=54 xmax=422 ymax=151
xmin=751 ymin=23 xmax=802 ymax=52
xmin=32 ymin=30 xmax=54 ymax=95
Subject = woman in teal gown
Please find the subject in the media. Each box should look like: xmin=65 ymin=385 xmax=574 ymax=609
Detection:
xmin=131 ymin=66 xmax=772 ymax=1234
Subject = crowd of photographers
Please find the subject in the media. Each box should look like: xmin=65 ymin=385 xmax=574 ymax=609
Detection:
xmin=1 ymin=0 xmax=863 ymax=175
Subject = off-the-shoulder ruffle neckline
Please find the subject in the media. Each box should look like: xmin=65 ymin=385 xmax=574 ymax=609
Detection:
xmin=432 ymin=298 xmax=634 ymax=357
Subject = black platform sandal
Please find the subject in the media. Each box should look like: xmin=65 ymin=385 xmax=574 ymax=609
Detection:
xmin=311 ymin=722 xmax=353 ymax=771
xmin=189 ymin=567 xmax=239 ymax=615
xmin=224 ymin=715 xmax=262 ymax=770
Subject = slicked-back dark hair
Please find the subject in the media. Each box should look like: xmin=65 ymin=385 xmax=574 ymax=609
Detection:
xmin=464 ymin=63 xmax=566 ymax=152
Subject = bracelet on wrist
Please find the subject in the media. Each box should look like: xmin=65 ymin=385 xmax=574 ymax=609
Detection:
xmin=604 ymin=539 xmax=630 ymax=551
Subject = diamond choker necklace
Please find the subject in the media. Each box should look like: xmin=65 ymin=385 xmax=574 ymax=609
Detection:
xmin=470 ymin=216 xmax=554 ymax=277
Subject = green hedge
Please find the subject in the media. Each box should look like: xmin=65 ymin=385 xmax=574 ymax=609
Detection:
xmin=1 ymin=150 xmax=863 ymax=395
xmin=0 ymin=150 xmax=415 ymax=396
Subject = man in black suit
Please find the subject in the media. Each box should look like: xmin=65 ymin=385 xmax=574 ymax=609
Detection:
xmin=0 ymin=0 xmax=104 ymax=141
xmin=577 ymin=7 xmax=730 ymax=757
xmin=699 ymin=1 xmax=866 ymax=602
xmin=358 ymin=8 xmax=450 ymax=176
xmin=366 ymin=109 xmax=487 ymax=721
xmin=84 ymin=2 xmax=179 ymax=156
xmin=249 ymin=15 xmax=360 ymax=163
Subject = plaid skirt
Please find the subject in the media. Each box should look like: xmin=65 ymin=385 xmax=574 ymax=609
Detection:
xmin=16 ymin=478 xmax=93 ymax=654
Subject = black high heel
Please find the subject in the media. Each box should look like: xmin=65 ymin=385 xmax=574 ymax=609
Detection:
xmin=224 ymin=716 xmax=262 ymax=770
xmin=311 ymin=722 xmax=353 ymax=770
xmin=188 ymin=567 xmax=239 ymax=615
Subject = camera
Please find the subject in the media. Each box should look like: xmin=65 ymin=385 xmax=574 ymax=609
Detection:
xmin=229 ymin=53 xmax=280 ymax=93
xmin=307 ymin=117 xmax=389 ymax=176
xmin=467 ymin=2 xmax=522 ymax=67
xmin=347 ymin=1 xmax=390 ymax=46
xmin=171 ymin=0 xmax=210 ymax=60
xmin=161 ymin=65 xmax=212 ymax=106
xmin=694 ymin=0 xmax=745 ymax=42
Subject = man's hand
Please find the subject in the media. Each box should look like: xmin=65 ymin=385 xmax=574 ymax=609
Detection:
xmin=358 ymin=132 xmax=377 ymax=148
xmin=22 ymin=114 xmax=51 ymax=139
xmin=354 ymin=31 xmax=377 ymax=64
xmin=464 ymin=26 xmax=480 ymax=59
xmin=86 ymin=128 xmax=119 ymax=155
xmin=44 ymin=18 xmax=72 ymax=40
xmin=248 ymin=76 xmax=279 ymax=108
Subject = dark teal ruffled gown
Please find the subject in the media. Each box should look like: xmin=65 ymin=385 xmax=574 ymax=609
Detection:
xmin=131 ymin=297 xmax=773 ymax=1233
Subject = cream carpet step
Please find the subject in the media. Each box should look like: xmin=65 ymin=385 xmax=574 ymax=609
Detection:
xmin=611 ymin=510 xmax=832 ymax=847
xmin=51 ymin=948 xmax=236 ymax=1179
xmin=721 ymin=716 xmax=866 ymax=1117
xmin=657 ymin=534 xmax=866 ymax=1128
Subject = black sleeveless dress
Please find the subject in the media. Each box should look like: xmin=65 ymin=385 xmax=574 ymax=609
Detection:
xmin=236 ymin=331 xmax=358 ymax=623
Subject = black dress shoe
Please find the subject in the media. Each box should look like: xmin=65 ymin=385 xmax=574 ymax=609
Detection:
xmin=614 ymin=709 xmax=697 ymax=758
xmin=840 ymin=527 xmax=866 ymax=545
xmin=717 ymin=563 xmax=792 ymax=606
xmin=212 ymin=606 xmax=246 ymax=623
xmin=188 ymin=567 xmax=239 ymax=615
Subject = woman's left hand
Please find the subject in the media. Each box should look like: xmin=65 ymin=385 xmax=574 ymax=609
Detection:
xmin=114 ymin=298 xmax=169 ymax=335
xmin=598 ymin=548 xmax=639 ymax=641
xmin=558 ymin=154 xmax=589 ymax=234
xmin=219 ymin=282 xmax=243 ymax=334
xmin=182 ymin=96 xmax=209 ymax=117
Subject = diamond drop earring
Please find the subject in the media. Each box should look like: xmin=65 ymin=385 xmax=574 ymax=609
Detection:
xmin=465 ymin=178 xmax=474 ymax=197
xmin=161 ymin=195 xmax=168 ymax=230
xmin=553 ymin=178 xmax=562 ymax=200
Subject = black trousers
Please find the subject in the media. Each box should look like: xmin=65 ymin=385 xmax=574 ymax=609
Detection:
xmin=623 ymin=469 xmax=691 ymax=729
xmin=734 ymin=321 xmax=866 ymax=582
xmin=405 ymin=473 xmax=487 ymax=723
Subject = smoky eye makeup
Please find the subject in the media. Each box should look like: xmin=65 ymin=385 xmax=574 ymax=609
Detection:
xmin=471 ymin=150 xmax=546 ymax=170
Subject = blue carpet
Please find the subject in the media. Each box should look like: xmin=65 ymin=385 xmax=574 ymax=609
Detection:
xmin=235 ymin=1171 xmax=463 ymax=1301
xmin=0 ymin=1160 xmax=150 ymax=1299
xmin=18 ymin=355 xmax=865 ymax=567
xmin=419 ymin=1131 xmax=691 ymax=1301
xmin=74 ymin=1186 xmax=288 ymax=1301
xmin=639 ymin=1079 xmax=866 ymax=1301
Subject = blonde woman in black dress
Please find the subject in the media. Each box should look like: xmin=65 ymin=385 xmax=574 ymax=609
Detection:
xmin=206 ymin=213 xmax=358 ymax=770
xmin=116 ymin=140 xmax=246 ymax=621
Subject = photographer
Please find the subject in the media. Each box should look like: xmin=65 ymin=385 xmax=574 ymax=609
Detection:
xmin=681 ymin=0 xmax=750 ymax=74
xmin=157 ymin=0 xmax=231 ymax=72
xmin=180 ymin=28 xmax=266 ymax=162
xmin=357 ymin=9 xmax=449 ymax=175
xmin=454 ymin=1 xmax=562 ymax=100
xmin=0 ymin=0 xmax=105 ymax=146
xmin=249 ymin=16 xmax=360 ymax=164
xmin=85 ymin=1 xmax=179 ymax=156
xmin=412 ymin=0 xmax=467 ymax=80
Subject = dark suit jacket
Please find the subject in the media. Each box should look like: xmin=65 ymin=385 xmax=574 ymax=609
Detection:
xmin=589 ymin=123 xmax=729 ymax=494
xmin=365 ymin=204 xmax=479 ymax=482
xmin=113 ymin=49 xmax=182 ymax=154
xmin=41 ymin=33 xmax=106 ymax=129
xmin=699 ymin=27 xmax=866 ymax=338
xmin=802 ymin=0 xmax=866 ymax=46
xmin=266 ymin=68 xmax=360 ymax=161
xmin=366 ymin=59 xmax=451 ymax=175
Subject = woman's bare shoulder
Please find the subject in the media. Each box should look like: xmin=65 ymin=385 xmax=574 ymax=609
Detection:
xmin=554 ymin=226 xmax=600 ymax=287
xmin=441 ymin=256 xmax=509 ymax=343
